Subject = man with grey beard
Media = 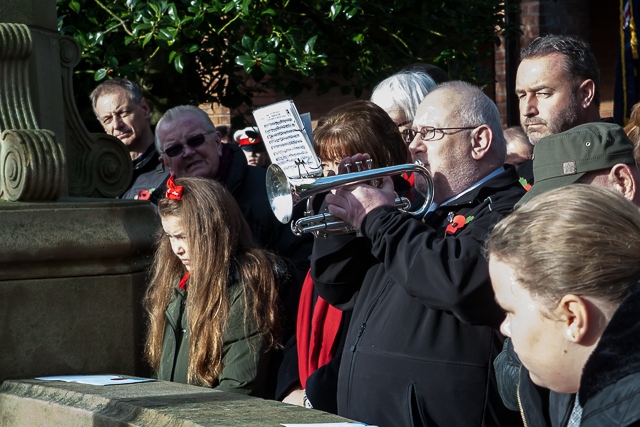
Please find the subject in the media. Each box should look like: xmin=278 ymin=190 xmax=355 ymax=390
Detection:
xmin=515 ymin=35 xmax=601 ymax=183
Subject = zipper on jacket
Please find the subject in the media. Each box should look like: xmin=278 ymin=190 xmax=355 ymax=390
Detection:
xmin=349 ymin=279 xmax=392 ymax=352
xmin=516 ymin=365 xmax=528 ymax=427
xmin=345 ymin=279 xmax=393 ymax=411
xmin=170 ymin=295 xmax=187 ymax=382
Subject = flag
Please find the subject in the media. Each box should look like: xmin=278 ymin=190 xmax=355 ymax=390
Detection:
xmin=615 ymin=0 xmax=640 ymax=125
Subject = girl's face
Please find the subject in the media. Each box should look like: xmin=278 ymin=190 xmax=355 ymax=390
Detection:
xmin=161 ymin=215 xmax=191 ymax=271
xmin=489 ymin=257 xmax=580 ymax=393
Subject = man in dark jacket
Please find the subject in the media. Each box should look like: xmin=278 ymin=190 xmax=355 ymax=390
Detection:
xmin=91 ymin=78 xmax=169 ymax=199
xmin=153 ymin=105 xmax=311 ymax=339
xmin=312 ymin=81 xmax=525 ymax=427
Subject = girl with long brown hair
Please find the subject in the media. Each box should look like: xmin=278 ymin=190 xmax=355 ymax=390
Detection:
xmin=144 ymin=175 xmax=282 ymax=396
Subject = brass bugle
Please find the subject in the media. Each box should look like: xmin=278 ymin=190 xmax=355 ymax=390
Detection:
xmin=266 ymin=162 xmax=434 ymax=236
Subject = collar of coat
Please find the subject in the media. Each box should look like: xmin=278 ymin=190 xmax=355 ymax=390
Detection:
xmin=579 ymin=281 xmax=640 ymax=405
xmin=425 ymin=165 xmax=524 ymax=223
xmin=133 ymin=142 xmax=162 ymax=171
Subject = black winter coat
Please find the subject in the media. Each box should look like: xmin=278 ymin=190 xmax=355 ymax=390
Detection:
xmin=120 ymin=143 xmax=169 ymax=199
xmin=311 ymin=166 xmax=525 ymax=427
xmin=580 ymin=293 xmax=640 ymax=426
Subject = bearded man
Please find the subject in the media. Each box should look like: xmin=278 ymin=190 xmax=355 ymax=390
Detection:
xmin=515 ymin=35 xmax=602 ymax=183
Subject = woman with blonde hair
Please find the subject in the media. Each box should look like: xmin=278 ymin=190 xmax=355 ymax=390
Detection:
xmin=144 ymin=175 xmax=282 ymax=396
xmin=487 ymin=184 xmax=640 ymax=426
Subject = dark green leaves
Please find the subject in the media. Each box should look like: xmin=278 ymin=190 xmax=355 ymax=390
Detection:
xmin=94 ymin=68 xmax=108 ymax=81
xmin=57 ymin=0 xmax=518 ymax=126
xmin=69 ymin=0 xmax=80 ymax=13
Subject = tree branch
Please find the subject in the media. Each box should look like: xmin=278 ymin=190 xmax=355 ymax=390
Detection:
xmin=93 ymin=0 xmax=133 ymax=36
xmin=217 ymin=13 xmax=242 ymax=35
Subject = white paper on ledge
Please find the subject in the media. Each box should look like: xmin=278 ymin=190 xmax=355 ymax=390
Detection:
xmin=35 ymin=375 xmax=156 ymax=386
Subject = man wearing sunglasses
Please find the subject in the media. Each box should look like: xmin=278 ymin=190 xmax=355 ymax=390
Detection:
xmin=310 ymin=82 xmax=525 ymax=426
xmin=153 ymin=105 xmax=312 ymax=340
xmin=91 ymin=78 xmax=169 ymax=200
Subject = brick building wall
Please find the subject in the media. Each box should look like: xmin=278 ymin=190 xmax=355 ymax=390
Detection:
xmin=495 ymin=0 xmax=620 ymax=125
xmin=200 ymin=83 xmax=365 ymax=133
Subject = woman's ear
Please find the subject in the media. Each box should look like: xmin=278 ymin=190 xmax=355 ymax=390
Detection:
xmin=556 ymin=294 xmax=589 ymax=344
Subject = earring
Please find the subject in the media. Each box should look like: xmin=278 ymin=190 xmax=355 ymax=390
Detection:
xmin=567 ymin=329 xmax=575 ymax=340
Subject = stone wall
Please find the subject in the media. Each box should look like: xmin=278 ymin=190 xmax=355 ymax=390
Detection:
xmin=0 ymin=200 xmax=157 ymax=383
xmin=0 ymin=379 xmax=352 ymax=426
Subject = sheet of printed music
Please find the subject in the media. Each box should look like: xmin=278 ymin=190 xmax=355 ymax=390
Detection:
xmin=253 ymin=100 xmax=322 ymax=179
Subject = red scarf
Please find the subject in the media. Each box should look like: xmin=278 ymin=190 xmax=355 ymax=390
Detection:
xmin=296 ymin=270 xmax=343 ymax=389
xmin=403 ymin=172 xmax=416 ymax=201
xmin=178 ymin=272 xmax=190 ymax=290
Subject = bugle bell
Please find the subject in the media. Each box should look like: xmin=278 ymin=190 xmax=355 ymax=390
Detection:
xmin=266 ymin=161 xmax=434 ymax=236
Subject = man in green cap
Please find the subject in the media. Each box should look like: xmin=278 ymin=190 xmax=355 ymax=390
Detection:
xmin=516 ymin=121 xmax=640 ymax=208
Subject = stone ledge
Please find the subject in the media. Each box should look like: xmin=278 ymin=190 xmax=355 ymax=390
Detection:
xmin=0 ymin=379 xmax=351 ymax=426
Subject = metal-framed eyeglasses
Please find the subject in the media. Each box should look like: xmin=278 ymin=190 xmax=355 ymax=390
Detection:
xmin=401 ymin=126 xmax=479 ymax=144
xmin=161 ymin=130 xmax=216 ymax=157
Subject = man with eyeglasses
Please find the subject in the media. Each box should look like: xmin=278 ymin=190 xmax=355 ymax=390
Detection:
xmin=153 ymin=105 xmax=312 ymax=343
xmin=310 ymin=81 xmax=525 ymax=426
xmin=91 ymin=78 xmax=170 ymax=200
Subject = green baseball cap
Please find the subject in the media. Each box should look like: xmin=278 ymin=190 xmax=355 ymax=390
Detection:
xmin=517 ymin=122 xmax=636 ymax=206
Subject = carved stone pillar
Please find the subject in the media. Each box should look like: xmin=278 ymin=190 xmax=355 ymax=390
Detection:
xmin=0 ymin=1 xmax=156 ymax=385
xmin=0 ymin=24 xmax=65 ymax=201
xmin=0 ymin=22 xmax=132 ymax=200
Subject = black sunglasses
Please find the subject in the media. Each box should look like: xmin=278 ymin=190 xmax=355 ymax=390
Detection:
xmin=162 ymin=130 xmax=216 ymax=157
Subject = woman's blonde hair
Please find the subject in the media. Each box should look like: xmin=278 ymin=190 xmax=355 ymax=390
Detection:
xmin=487 ymin=184 xmax=640 ymax=306
xmin=624 ymin=102 xmax=640 ymax=164
xmin=313 ymin=100 xmax=408 ymax=168
xmin=144 ymin=176 xmax=280 ymax=386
